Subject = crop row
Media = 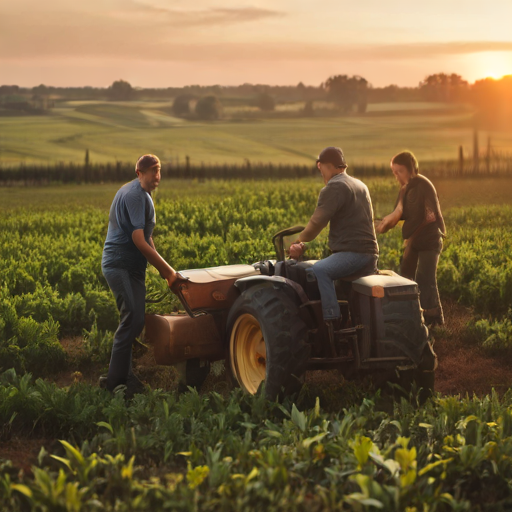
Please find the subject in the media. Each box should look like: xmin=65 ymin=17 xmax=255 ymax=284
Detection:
xmin=1 ymin=369 xmax=512 ymax=510
xmin=1 ymin=181 xmax=511 ymax=375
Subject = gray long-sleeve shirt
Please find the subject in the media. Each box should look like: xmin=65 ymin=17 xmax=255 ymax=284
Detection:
xmin=300 ymin=173 xmax=378 ymax=255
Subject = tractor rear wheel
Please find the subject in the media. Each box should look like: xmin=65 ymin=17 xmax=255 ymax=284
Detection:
xmin=227 ymin=284 xmax=310 ymax=400
xmin=397 ymin=341 xmax=437 ymax=403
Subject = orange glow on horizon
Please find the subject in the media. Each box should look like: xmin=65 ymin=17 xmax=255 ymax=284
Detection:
xmin=474 ymin=52 xmax=512 ymax=81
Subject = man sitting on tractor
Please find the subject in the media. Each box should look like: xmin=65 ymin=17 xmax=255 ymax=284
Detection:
xmin=289 ymin=146 xmax=379 ymax=334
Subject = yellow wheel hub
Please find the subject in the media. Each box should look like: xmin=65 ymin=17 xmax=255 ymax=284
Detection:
xmin=230 ymin=314 xmax=267 ymax=394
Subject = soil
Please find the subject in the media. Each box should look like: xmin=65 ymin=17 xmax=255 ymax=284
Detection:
xmin=0 ymin=438 xmax=56 ymax=475
xmin=432 ymin=300 xmax=512 ymax=396
xmin=1 ymin=298 xmax=511 ymax=472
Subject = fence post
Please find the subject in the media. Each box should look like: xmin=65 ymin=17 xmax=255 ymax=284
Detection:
xmin=473 ymin=129 xmax=479 ymax=174
xmin=458 ymin=145 xmax=464 ymax=176
xmin=185 ymin=155 xmax=190 ymax=179
xmin=486 ymin=136 xmax=491 ymax=174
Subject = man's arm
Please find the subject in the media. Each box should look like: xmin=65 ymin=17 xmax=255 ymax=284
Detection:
xmin=298 ymin=208 xmax=330 ymax=243
xmin=289 ymin=187 xmax=338 ymax=258
xmin=376 ymin=185 xmax=406 ymax=234
xmin=132 ymin=230 xmax=177 ymax=286
xmin=376 ymin=205 xmax=403 ymax=234
xmin=296 ymin=185 xmax=339 ymax=244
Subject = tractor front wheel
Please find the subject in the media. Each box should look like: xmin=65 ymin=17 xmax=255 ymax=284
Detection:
xmin=227 ymin=284 xmax=310 ymax=400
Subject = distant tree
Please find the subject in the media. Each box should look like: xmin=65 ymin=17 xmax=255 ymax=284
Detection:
xmin=32 ymin=84 xmax=48 ymax=95
xmin=0 ymin=85 xmax=20 ymax=96
xmin=324 ymin=75 xmax=368 ymax=113
xmin=195 ymin=96 xmax=222 ymax=120
xmin=419 ymin=73 xmax=468 ymax=102
xmin=108 ymin=80 xmax=134 ymax=100
xmin=172 ymin=95 xmax=193 ymax=116
xmin=471 ymin=75 xmax=512 ymax=129
xmin=357 ymin=95 xmax=368 ymax=114
xmin=254 ymin=93 xmax=275 ymax=111
xmin=302 ymin=100 xmax=314 ymax=117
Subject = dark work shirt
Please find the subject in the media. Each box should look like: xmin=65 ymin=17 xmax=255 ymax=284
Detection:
xmin=301 ymin=173 xmax=378 ymax=254
xmin=102 ymin=179 xmax=156 ymax=275
xmin=400 ymin=174 xmax=445 ymax=251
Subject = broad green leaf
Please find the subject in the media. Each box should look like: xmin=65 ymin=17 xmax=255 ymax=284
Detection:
xmin=11 ymin=484 xmax=33 ymax=498
xmin=96 ymin=421 xmax=114 ymax=434
xmin=352 ymin=436 xmax=373 ymax=467
xmin=291 ymin=404 xmax=306 ymax=432
xmin=60 ymin=440 xmax=85 ymax=466
xmin=51 ymin=455 xmax=73 ymax=473
xmin=418 ymin=458 xmax=453 ymax=477
xmin=303 ymin=432 xmax=328 ymax=449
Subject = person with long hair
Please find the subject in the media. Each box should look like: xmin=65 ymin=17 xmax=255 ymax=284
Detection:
xmin=376 ymin=150 xmax=445 ymax=326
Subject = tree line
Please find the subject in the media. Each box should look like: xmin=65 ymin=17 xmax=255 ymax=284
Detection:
xmin=2 ymin=73 xmax=511 ymax=126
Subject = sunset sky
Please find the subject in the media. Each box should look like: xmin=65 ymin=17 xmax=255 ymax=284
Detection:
xmin=1 ymin=0 xmax=512 ymax=88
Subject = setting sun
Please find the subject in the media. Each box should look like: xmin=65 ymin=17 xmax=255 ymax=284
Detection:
xmin=476 ymin=51 xmax=512 ymax=80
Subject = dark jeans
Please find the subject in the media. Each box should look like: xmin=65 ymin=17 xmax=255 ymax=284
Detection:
xmin=401 ymin=244 xmax=444 ymax=324
xmin=102 ymin=266 xmax=146 ymax=391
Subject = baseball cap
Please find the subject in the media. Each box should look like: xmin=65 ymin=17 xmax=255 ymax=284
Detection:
xmin=316 ymin=147 xmax=347 ymax=168
xmin=135 ymin=154 xmax=161 ymax=173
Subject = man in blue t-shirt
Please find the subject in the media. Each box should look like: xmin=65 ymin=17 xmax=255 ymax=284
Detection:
xmin=102 ymin=154 xmax=176 ymax=396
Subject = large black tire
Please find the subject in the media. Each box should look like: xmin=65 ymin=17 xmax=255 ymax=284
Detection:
xmin=227 ymin=284 xmax=310 ymax=400
xmin=397 ymin=342 xmax=437 ymax=404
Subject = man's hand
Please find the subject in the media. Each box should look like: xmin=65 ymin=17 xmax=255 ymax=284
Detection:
xmin=376 ymin=211 xmax=400 ymax=234
xmin=289 ymin=242 xmax=305 ymax=260
xmin=375 ymin=217 xmax=389 ymax=234
xmin=164 ymin=271 xmax=178 ymax=288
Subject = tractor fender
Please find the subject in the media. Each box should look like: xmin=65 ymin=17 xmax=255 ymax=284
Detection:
xmin=234 ymin=275 xmax=309 ymax=304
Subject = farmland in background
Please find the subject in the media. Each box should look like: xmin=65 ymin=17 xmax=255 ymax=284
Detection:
xmin=2 ymin=99 xmax=512 ymax=167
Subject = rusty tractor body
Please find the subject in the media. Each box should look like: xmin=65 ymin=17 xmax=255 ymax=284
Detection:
xmin=144 ymin=226 xmax=436 ymax=399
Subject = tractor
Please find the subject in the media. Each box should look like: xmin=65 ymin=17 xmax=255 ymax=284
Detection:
xmin=144 ymin=226 xmax=437 ymax=399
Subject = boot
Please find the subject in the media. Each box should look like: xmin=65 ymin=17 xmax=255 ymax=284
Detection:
xmin=423 ymin=307 xmax=444 ymax=328
xmin=125 ymin=372 xmax=146 ymax=398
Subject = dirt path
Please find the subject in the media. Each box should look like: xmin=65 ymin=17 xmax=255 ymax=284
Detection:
xmin=35 ymin=298 xmax=512 ymax=397
xmin=433 ymin=300 xmax=512 ymax=396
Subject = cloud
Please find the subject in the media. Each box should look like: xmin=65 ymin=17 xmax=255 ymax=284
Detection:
xmin=1 ymin=1 xmax=512 ymax=66
xmin=114 ymin=2 xmax=284 ymax=26
xmin=370 ymin=41 xmax=512 ymax=59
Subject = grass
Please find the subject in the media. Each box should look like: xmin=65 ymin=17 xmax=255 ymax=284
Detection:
xmin=2 ymin=100 xmax=512 ymax=166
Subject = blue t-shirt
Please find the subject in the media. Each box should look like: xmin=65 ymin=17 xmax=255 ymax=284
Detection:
xmin=102 ymin=179 xmax=156 ymax=275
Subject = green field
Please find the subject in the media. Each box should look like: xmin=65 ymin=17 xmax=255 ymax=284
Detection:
xmin=1 ymin=177 xmax=512 ymax=510
xmin=2 ymin=100 xmax=512 ymax=166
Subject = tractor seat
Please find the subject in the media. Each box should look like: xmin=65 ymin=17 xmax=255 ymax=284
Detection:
xmin=177 ymin=264 xmax=261 ymax=284
xmin=339 ymin=258 xmax=378 ymax=282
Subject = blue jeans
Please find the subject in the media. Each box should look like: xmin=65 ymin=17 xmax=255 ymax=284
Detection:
xmin=312 ymin=252 xmax=377 ymax=320
xmin=102 ymin=267 xmax=146 ymax=391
